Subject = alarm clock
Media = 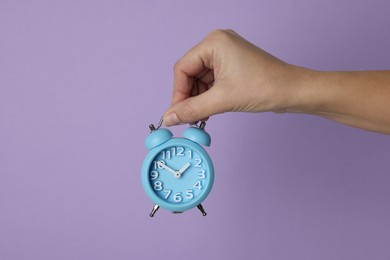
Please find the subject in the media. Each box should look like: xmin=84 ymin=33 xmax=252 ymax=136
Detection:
xmin=141 ymin=118 xmax=214 ymax=217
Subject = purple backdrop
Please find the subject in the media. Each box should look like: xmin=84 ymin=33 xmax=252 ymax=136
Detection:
xmin=1 ymin=1 xmax=390 ymax=259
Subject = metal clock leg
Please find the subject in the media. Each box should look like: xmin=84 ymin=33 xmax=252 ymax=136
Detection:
xmin=149 ymin=204 xmax=160 ymax=217
xmin=197 ymin=204 xmax=207 ymax=216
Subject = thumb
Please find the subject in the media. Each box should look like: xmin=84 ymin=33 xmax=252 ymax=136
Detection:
xmin=164 ymin=87 xmax=227 ymax=126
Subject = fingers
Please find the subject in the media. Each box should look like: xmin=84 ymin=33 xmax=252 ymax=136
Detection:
xmin=164 ymin=86 xmax=227 ymax=126
xmin=167 ymin=30 xmax=235 ymax=126
xmin=171 ymin=39 xmax=214 ymax=106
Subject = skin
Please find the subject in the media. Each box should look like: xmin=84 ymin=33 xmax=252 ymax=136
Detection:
xmin=164 ymin=29 xmax=390 ymax=135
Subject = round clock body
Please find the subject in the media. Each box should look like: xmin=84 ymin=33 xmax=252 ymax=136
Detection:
xmin=142 ymin=137 xmax=214 ymax=212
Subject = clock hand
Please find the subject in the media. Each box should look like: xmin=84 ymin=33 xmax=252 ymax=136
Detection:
xmin=177 ymin=162 xmax=191 ymax=176
xmin=157 ymin=161 xmax=180 ymax=178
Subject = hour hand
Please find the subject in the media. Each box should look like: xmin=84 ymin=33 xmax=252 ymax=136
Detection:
xmin=157 ymin=161 xmax=180 ymax=178
xmin=178 ymin=162 xmax=191 ymax=176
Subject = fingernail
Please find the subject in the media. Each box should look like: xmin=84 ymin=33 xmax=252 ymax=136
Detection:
xmin=164 ymin=112 xmax=180 ymax=126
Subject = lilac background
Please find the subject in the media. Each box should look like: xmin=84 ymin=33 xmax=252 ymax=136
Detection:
xmin=1 ymin=0 xmax=390 ymax=259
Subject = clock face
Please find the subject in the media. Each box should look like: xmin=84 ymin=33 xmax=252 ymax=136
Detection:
xmin=147 ymin=144 xmax=212 ymax=207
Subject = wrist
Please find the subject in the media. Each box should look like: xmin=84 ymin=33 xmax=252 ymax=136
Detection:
xmin=284 ymin=66 xmax=329 ymax=115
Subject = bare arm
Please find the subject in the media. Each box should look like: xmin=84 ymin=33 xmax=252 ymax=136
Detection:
xmin=289 ymin=70 xmax=390 ymax=134
xmin=164 ymin=29 xmax=390 ymax=135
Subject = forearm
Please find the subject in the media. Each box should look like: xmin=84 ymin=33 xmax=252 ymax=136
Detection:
xmin=288 ymin=68 xmax=390 ymax=135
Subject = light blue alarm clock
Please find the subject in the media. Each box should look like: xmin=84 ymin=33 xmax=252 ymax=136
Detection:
xmin=141 ymin=118 xmax=214 ymax=217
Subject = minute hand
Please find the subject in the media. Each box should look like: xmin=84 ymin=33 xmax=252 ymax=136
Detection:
xmin=157 ymin=161 xmax=178 ymax=176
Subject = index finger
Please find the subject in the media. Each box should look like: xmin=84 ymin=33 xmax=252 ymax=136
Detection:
xmin=171 ymin=39 xmax=214 ymax=106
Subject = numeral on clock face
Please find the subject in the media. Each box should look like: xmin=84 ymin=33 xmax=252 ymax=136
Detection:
xmin=193 ymin=181 xmax=202 ymax=190
xmin=150 ymin=170 xmax=159 ymax=180
xmin=185 ymin=190 xmax=194 ymax=199
xmin=153 ymin=181 xmax=163 ymax=191
xmin=197 ymin=170 xmax=206 ymax=179
xmin=163 ymin=189 xmax=171 ymax=199
xmin=153 ymin=160 xmax=165 ymax=169
xmin=176 ymin=147 xmax=184 ymax=156
xmin=194 ymin=158 xmax=202 ymax=167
